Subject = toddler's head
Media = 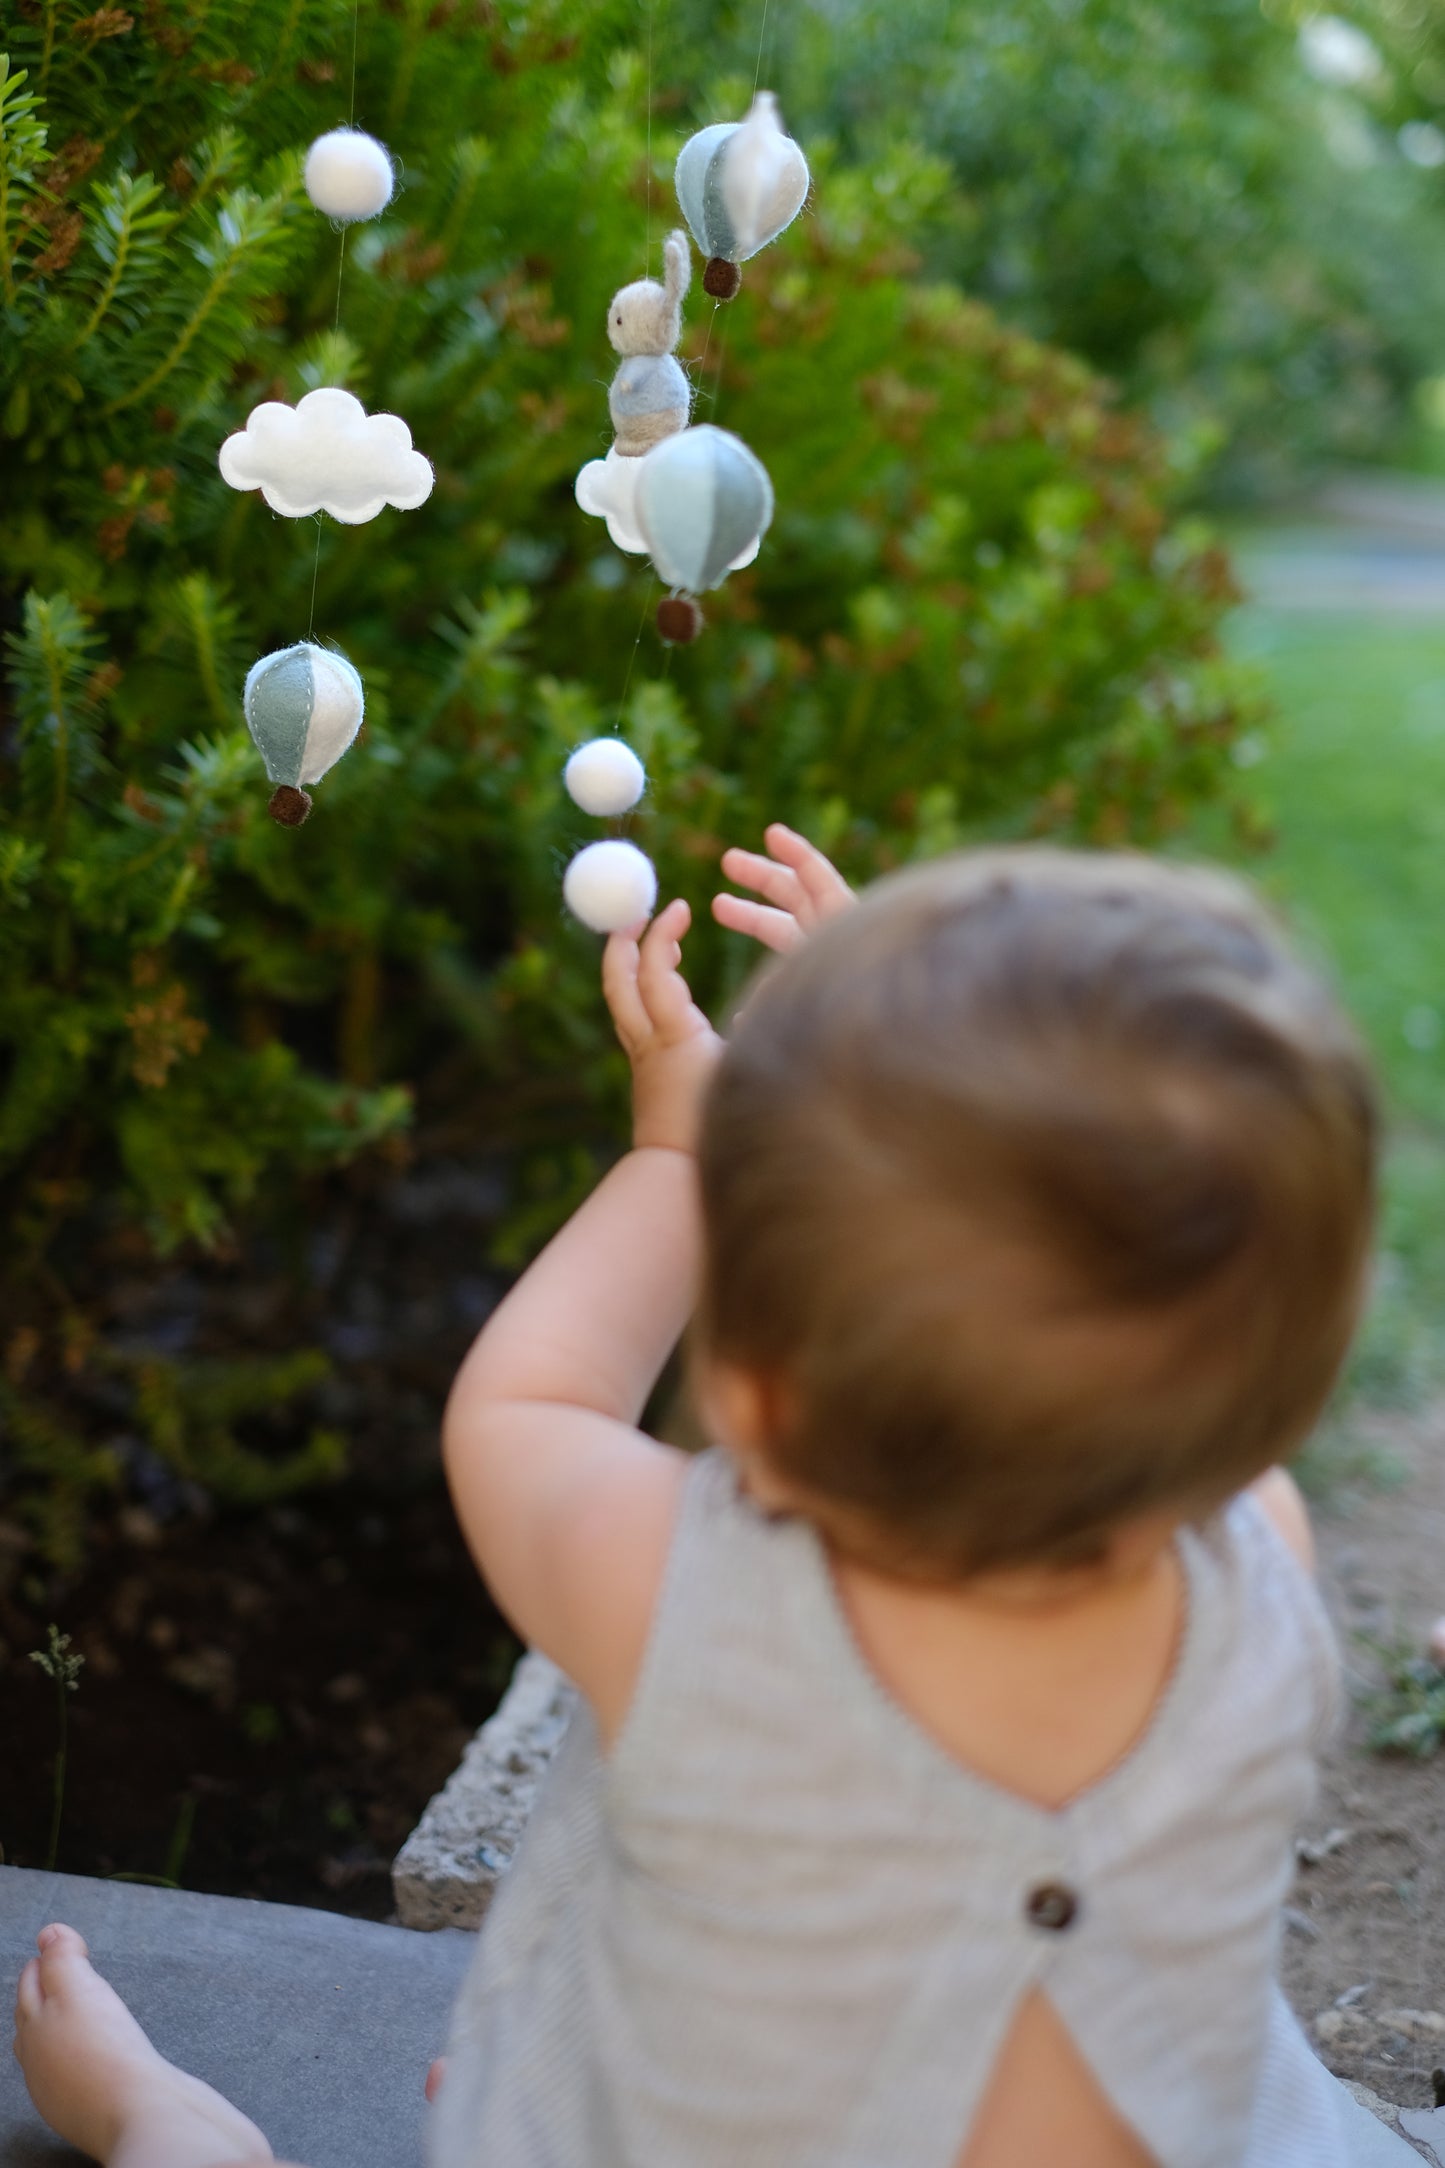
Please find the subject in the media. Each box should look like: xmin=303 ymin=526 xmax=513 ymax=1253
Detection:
xmin=698 ymin=849 xmax=1378 ymax=1580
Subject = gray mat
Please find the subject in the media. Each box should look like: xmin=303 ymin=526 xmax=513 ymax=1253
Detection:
xmin=0 ymin=1866 xmax=473 ymax=2168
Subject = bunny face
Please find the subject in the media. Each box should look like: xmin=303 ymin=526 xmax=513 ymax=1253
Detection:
xmin=608 ymin=278 xmax=674 ymax=357
xmin=606 ymin=231 xmax=692 ymax=359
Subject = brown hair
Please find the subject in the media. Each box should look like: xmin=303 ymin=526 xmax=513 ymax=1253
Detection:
xmin=697 ymin=848 xmax=1378 ymax=1580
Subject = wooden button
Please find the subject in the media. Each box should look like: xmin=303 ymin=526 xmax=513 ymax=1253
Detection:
xmin=1025 ymin=1880 xmax=1079 ymax=1932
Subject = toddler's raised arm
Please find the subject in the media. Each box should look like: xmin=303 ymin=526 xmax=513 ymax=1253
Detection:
xmin=442 ymin=832 xmax=852 ymax=1739
xmin=442 ymin=901 xmax=719 ymax=1741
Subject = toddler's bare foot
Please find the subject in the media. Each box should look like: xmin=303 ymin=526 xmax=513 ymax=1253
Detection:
xmin=425 ymin=2055 xmax=447 ymax=2103
xmin=13 ymin=1923 xmax=273 ymax=2168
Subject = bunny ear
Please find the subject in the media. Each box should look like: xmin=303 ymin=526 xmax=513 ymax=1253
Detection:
xmin=662 ymin=229 xmax=692 ymax=310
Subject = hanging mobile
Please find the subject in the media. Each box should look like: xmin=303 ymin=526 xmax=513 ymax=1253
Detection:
xmin=222 ymin=54 xmax=431 ymax=824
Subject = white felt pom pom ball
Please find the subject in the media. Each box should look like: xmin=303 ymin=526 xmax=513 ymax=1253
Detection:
xmin=563 ymin=841 xmax=658 ymax=933
xmin=564 ymin=738 xmax=646 ymax=817
xmin=304 ymin=129 xmax=395 ymax=221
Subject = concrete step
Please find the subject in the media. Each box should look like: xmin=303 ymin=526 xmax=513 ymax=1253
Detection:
xmin=393 ymin=1650 xmax=575 ymax=1931
xmin=0 ymin=1865 xmax=472 ymax=2168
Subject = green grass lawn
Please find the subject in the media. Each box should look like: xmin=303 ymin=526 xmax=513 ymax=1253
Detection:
xmin=1195 ymin=606 xmax=1445 ymax=1411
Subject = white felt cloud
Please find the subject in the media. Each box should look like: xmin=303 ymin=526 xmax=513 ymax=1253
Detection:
xmin=218 ymin=387 xmax=434 ymax=524
xmin=575 ymin=437 xmax=762 ymax=572
xmin=576 ymin=447 xmax=648 ymax=554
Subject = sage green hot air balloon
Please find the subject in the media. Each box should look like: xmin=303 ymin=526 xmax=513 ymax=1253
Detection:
xmin=243 ymin=642 xmax=364 ymax=825
xmin=634 ymin=425 xmax=773 ymax=643
xmin=675 ymin=92 xmax=810 ymax=300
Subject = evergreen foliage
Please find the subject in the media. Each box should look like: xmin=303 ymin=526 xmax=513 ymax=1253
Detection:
xmin=2 ymin=0 xmax=1251 ymax=1555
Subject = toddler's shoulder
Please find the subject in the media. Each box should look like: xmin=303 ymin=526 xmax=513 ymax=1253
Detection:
xmin=1196 ymin=1476 xmax=1341 ymax=1751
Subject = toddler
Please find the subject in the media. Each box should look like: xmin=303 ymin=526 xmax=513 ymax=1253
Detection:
xmin=13 ymin=827 xmax=1418 ymax=2167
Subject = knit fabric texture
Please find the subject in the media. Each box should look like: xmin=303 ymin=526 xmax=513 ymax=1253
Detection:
xmin=428 ymin=1451 xmax=1418 ymax=2168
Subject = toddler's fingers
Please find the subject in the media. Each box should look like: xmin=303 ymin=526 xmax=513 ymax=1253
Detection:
xmin=637 ymin=899 xmax=700 ymax=1036
xmin=601 ymin=929 xmax=652 ymax=1052
xmin=764 ymin=824 xmax=853 ymax=917
xmin=719 ymin=845 xmax=806 ymax=918
xmin=711 ymin=892 xmax=802 ymax=953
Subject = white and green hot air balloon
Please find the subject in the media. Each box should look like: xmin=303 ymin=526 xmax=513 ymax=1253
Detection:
xmin=243 ymin=642 xmax=364 ymax=825
xmin=634 ymin=424 xmax=773 ymax=644
xmin=675 ymin=91 xmax=810 ymax=301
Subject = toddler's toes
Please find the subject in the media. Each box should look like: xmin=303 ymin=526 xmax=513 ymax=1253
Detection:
xmin=14 ymin=1921 xmax=270 ymax=2167
xmin=36 ymin=1922 xmax=91 ymax=1989
xmin=15 ymin=1956 xmax=42 ymax=2025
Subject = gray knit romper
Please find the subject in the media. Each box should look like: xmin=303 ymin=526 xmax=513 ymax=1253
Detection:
xmin=428 ymin=1450 xmax=1417 ymax=2168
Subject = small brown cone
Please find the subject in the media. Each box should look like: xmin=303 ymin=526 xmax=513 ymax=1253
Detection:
xmin=268 ymin=784 xmax=313 ymax=826
xmin=657 ymin=596 xmax=704 ymax=645
xmin=703 ymin=257 xmax=742 ymax=301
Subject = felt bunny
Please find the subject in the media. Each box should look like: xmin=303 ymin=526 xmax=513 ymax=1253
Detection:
xmin=607 ymin=229 xmax=692 ymax=456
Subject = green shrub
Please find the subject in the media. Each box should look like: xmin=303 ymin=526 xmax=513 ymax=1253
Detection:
xmin=2 ymin=2 xmax=1252 ymax=1554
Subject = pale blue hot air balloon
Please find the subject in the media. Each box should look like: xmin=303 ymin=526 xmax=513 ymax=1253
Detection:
xmin=244 ymin=642 xmax=364 ymax=825
xmin=633 ymin=425 xmax=774 ymax=643
xmin=675 ymin=92 xmax=810 ymax=300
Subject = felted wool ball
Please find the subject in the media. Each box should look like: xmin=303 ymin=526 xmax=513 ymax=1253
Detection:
xmin=563 ymin=840 xmax=658 ymax=933
xmin=244 ymin=642 xmax=364 ymax=824
xmin=304 ymin=129 xmax=395 ymax=222
xmin=565 ymin=738 xmax=647 ymax=817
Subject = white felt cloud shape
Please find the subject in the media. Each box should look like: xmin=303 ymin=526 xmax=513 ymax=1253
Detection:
xmin=575 ymin=447 xmax=648 ymax=554
xmin=218 ymin=387 xmax=434 ymax=524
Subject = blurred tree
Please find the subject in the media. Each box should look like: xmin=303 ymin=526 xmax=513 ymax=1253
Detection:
xmin=1 ymin=0 xmax=1251 ymax=1552
xmin=663 ymin=0 xmax=1445 ymax=491
xmin=1277 ymin=3 xmax=1445 ymax=463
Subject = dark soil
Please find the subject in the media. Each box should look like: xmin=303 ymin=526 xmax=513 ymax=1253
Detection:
xmin=0 ymin=1157 xmax=524 ymax=1917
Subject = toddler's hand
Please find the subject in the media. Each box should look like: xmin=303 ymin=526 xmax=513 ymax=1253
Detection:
xmin=603 ymin=899 xmax=723 ymax=1155
xmin=712 ymin=822 xmax=855 ymax=954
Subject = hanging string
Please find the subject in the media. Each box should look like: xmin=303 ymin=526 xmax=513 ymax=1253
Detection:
xmin=310 ymin=0 xmax=364 ymax=643
xmin=752 ymin=0 xmax=771 ymax=95
xmin=306 ymin=517 xmax=324 ymax=639
xmin=333 ymin=228 xmax=350 ymax=330
xmin=610 ymin=0 xmax=660 ymax=733
xmin=348 ymin=0 xmax=361 ymax=124
xmin=614 ymin=575 xmax=659 ymax=732
xmin=335 ymin=0 xmax=362 ymax=329
xmin=644 ymin=0 xmax=655 ymax=277
xmin=702 ymin=306 xmax=732 ymax=427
